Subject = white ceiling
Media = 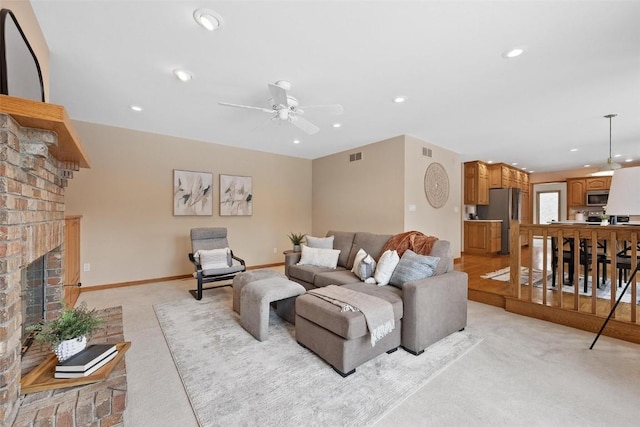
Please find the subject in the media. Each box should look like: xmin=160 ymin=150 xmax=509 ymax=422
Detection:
xmin=30 ymin=0 xmax=640 ymax=173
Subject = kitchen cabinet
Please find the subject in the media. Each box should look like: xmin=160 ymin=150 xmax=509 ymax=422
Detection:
xmin=464 ymin=161 xmax=489 ymax=205
xmin=464 ymin=220 xmax=501 ymax=255
xmin=521 ymin=189 xmax=530 ymax=225
xmin=586 ymin=176 xmax=611 ymax=190
xmin=567 ymin=176 xmax=612 ymax=208
xmin=489 ymin=164 xmax=510 ymax=189
xmin=567 ymin=178 xmax=587 ymax=207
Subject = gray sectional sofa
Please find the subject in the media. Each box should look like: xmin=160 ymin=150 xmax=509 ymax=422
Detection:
xmin=284 ymin=230 xmax=468 ymax=359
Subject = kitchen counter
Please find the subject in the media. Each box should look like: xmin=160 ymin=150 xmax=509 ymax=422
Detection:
xmin=464 ymin=219 xmax=503 ymax=223
xmin=549 ymin=221 xmax=640 ymax=226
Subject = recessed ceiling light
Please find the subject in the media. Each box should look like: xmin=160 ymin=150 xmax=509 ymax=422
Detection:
xmin=129 ymin=105 xmax=143 ymax=112
xmin=173 ymin=69 xmax=192 ymax=82
xmin=529 ymin=170 xmax=535 ymax=173
xmin=511 ymin=162 xmax=518 ymax=166
xmin=293 ymin=139 xmax=300 ymax=144
xmin=614 ymin=154 xmax=622 ymax=158
xmin=393 ymin=96 xmax=407 ymax=103
xmin=584 ymin=164 xmax=591 ymax=167
xmin=570 ymin=148 xmax=578 ymax=152
xmin=487 ymin=160 xmax=494 ymax=164
xmin=332 ymin=123 xmax=342 ymax=128
xmin=502 ymin=47 xmax=525 ymax=59
xmin=193 ymin=8 xmax=223 ymax=31
xmin=625 ymin=158 xmax=633 ymax=162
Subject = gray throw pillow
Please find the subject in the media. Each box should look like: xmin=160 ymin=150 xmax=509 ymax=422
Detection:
xmin=357 ymin=255 xmax=377 ymax=281
xmin=389 ymin=249 xmax=440 ymax=288
xmin=306 ymin=235 xmax=334 ymax=249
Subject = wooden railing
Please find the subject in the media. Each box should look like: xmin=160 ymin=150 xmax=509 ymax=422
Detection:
xmin=509 ymin=221 xmax=638 ymax=324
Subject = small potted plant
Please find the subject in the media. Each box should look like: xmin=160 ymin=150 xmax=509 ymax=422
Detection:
xmin=27 ymin=302 xmax=104 ymax=362
xmin=287 ymin=232 xmax=306 ymax=252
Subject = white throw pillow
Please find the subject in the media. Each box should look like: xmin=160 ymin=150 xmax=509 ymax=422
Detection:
xmin=305 ymin=235 xmax=335 ymax=249
xmin=196 ymin=248 xmax=231 ymax=270
xmin=374 ymin=249 xmax=400 ymax=286
xmin=297 ymin=245 xmax=341 ymax=269
xmin=351 ymin=248 xmax=368 ymax=274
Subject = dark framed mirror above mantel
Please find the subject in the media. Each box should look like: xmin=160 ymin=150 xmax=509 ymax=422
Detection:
xmin=0 ymin=8 xmax=45 ymax=102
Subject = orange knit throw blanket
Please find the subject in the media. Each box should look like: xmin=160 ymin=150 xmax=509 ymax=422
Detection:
xmin=382 ymin=231 xmax=438 ymax=257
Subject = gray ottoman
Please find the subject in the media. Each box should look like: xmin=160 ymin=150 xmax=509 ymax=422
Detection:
xmin=232 ymin=270 xmax=286 ymax=314
xmin=240 ymin=278 xmax=306 ymax=341
xmin=295 ymin=283 xmax=403 ymax=376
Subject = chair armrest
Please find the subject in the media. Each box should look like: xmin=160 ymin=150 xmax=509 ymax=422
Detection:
xmin=188 ymin=253 xmax=202 ymax=270
xmin=230 ymin=251 xmax=246 ymax=267
xmin=401 ymin=271 xmax=468 ymax=354
xmin=284 ymin=251 xmax=302 ymax=277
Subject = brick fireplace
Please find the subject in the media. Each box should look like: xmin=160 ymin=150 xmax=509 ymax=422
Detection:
xmin=0 ymin=110 xmax=76 ymax=425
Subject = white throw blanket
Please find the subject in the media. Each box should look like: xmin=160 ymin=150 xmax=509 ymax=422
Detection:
xmin=307 ymin=285 xmax=395 ymax=347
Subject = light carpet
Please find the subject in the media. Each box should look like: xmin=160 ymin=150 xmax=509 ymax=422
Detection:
xmin=154 ymin=290 xmax=481 ymax=427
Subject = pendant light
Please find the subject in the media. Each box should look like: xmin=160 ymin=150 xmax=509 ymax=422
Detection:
xmin=591 ymin=113 xmax=621 ymax=176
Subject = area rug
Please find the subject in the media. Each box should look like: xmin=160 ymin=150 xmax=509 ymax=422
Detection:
xmin=154 ymin=290 xmax=481 ymax=427
xmin=539 ymin=277 xmax=640 ymax=305
xmin=481 ymin=266 xmax=546 ymax=284
xmin=483 ymin=267 xmax=639 ymax=304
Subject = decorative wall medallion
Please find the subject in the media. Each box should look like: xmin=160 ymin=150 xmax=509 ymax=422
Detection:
xmin=424 ymin=162 xmax=449 ymax=208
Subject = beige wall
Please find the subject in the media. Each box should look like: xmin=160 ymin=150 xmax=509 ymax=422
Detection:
xmin=312 ymin=136 xmax=405 ymax=236
xmin=404 ymin=135 xmax=462 ymax=256
xmin=65 ymin=121 xmax=312 ymax=287
xmin=3 ymin=1 xmax=50 ymax=99
xmin=312 ymin=135 xmax=462 ymax=256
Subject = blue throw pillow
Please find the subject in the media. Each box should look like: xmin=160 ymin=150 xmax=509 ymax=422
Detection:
xmin=389 ymin=249 xmax=440 ymax=288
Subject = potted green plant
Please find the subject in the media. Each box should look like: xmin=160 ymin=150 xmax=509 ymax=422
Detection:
xmin=27 ymin=302 xmax=104 ymax=362
xmin=287 ymin=232 xmax=306 ymax=252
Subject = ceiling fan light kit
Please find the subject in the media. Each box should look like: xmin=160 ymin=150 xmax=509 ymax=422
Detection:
xmin=592 ymin=113 xmax=622 ymax=177
xmin=218 ymin=80 xmax=343 ymax=135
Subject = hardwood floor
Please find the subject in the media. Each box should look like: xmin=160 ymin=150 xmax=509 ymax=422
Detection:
xmin=456 ymin=246 xmax=640 ymax=344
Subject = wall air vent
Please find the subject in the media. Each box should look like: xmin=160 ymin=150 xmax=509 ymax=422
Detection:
xmin=422 ymin=147 xmax=433 ymax=157
xmin=349 ymin=152 xmax=363 ymax=162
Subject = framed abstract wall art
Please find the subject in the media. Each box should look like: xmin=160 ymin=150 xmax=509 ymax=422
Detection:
xmin=220 ymin=174 xmax=252 ymax=216
xmin=173 ymin=169 xmax=213 ymax=216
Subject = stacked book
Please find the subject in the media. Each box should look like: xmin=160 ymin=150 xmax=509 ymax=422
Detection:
xmin=54 ymin=344 xmax=118 ymax=379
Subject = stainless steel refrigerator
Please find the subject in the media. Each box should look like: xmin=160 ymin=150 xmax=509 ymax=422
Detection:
xmin=476 ymin=188 xmax=522 ymax=255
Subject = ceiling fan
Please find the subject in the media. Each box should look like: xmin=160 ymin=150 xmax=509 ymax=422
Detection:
xmin=218 ymin=80 xmax=343 ymax=135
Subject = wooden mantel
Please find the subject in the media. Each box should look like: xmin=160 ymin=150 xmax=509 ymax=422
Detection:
xmin=0 ymin=94 xmax=90 ymax=168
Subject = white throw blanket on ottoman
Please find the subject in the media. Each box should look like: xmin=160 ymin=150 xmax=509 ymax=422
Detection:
xmin=307 ymin=285 xmax=395 ymax=346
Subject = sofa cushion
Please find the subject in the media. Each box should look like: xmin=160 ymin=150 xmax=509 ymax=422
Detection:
xmin=346 ymin=232 xmax=392 ymax=269
xmin=296 ymin=283 xmax=403 ymax=340
xmin=430 ymin=240 xmax=453 ymax=275
xmin=313 ymin=270 xmax=361 ymax=287
xmin=297 ymin=246 xmax=341 ymax=269
xmin=305 ymin=235 xmax=334 ymax=249
xmin=288 ymin=264 xmax=345 ymax=284
xmin=326 ymin=230 xmax=356 ymax=268
xmin=389 ymin=249 xmax=440 ymax=288
xmin=350 ymin=248 xmax=368 ymax=274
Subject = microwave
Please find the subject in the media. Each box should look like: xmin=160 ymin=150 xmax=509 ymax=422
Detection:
xmin=586 ymin=190 xmax=609 ymax=207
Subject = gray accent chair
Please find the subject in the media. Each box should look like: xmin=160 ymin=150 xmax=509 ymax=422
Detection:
xmin=188 ymin=227 xmax=246 ymax=300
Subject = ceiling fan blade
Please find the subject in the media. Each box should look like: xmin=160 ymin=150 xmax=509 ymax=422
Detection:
xmin=218 ymin=102 xmax=273 ymax=113
xmin=297 ymin=104 xmax=344 ymax=115
xmin=268 ymin=83 xmax=289 ymax=107
xmin=290 ymin=116 xmax=320 ymax=135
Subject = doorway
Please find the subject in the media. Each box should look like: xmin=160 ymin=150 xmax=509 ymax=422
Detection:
xmin=537 ymin=191 xmax=561 ymax=224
